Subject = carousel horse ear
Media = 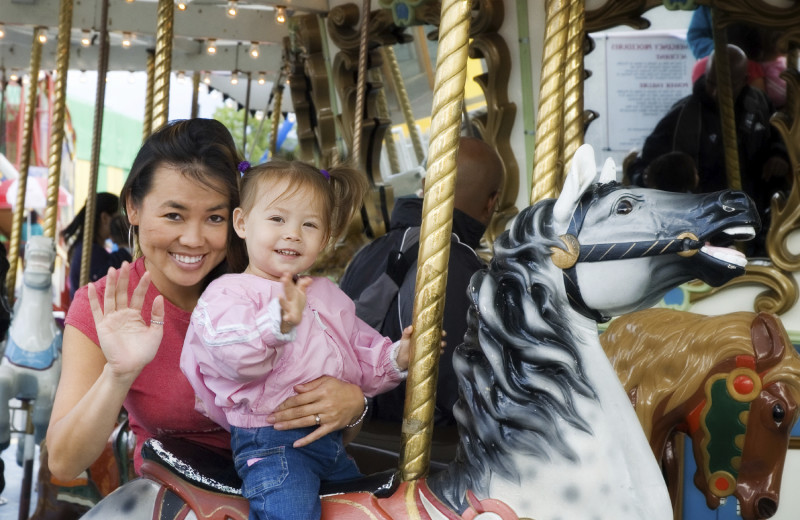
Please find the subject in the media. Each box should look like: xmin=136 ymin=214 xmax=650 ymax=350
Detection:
xmin=750 ymin=312 xmax=787 ymax=373
xmin=553 ymin=144 xmax=599 ymax=232
xmin=599 ymin=157 xmax=617 ymax=184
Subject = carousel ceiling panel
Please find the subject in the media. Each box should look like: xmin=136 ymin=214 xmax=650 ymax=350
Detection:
xmin=0 ymin=33 xmax=284 ymax=72
xmin=0 ymin=0 xmax=297 ymax=43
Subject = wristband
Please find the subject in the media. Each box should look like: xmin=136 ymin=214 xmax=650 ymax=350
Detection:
xmin=345 ymin=396 xmax=369 ymax=428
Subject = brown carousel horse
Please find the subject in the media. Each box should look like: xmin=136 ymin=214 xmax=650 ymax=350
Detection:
xmin=601 ymin=309 xmax=800 ymax=520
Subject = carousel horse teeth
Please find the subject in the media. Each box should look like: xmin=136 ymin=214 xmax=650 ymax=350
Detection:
xmin=722 ymin=225 xmax=757 ymax=239
xmin=700 ymin=244 xmax=748 ymax=267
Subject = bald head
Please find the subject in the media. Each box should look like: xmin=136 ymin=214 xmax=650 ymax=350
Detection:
xmin=705 ymin=44 xmax=749 ymax=100
xmin=453 ymin=137 xmax=504 ymax=226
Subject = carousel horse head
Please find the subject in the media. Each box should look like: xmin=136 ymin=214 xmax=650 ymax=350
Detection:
xmin=548 ymin=145 xmax=759 ymax=320
xmin=602 ymin=309 xmax=800 ymax=520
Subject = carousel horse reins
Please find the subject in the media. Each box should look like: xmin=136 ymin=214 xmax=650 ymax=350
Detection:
xmin=550 ymin=183 xmax=703 ymax=322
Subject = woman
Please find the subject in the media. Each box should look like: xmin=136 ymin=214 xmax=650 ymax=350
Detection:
xmin=61 ymin=192 xmax=132 ymax=300
xmin=46 ymin=119 xmax=368 ymax=483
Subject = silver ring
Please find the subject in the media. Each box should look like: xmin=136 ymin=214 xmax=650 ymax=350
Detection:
xmin=314 ymin=414 xmax=320 ymax=426
xmin=150 ymin=320 xmax=164 ymax=326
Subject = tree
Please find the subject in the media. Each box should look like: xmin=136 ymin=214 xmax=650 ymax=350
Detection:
xmin=213 ymin=104 xmax=272 ymax=164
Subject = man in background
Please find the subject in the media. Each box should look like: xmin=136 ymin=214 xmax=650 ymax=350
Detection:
xmin=340 ymin=136 xmax=503 ymax=426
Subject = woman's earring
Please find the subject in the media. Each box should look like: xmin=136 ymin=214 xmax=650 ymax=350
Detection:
xmin=128 ymin=224 xmax=136 ymax=253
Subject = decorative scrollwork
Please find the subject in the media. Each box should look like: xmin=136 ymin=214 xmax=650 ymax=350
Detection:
xmin=689 ymin=264 xmax=799 ymax=315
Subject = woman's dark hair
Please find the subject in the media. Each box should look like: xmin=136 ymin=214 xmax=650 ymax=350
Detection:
xmin=121 ymin=118 xmax=247 ymax=281
xmin=60 ymin=192 xmax=120 ymax=259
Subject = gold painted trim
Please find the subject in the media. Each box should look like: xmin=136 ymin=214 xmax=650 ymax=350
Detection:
xmin=688 ymin=264 xmax=798 ymax=316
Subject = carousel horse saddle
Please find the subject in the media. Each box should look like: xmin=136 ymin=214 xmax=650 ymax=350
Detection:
xmin=142 ymin=436 xmax=401 ymax=498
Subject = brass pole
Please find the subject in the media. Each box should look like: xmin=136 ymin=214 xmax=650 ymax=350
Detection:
xmin=243 ymin=72 xmax=251 ymax=157
xmin=81 ymin=0 xmax=110 ymax=289
xmin=560 ymin=0 xmax=585 ymax=187
xmin=351 ymin=0 xmax=371 ymax=168
xmin=373 ymin=68 xmax=401 ymax=174
xmin=384 ymin=46 xmax=425 ymax=164
xmin=42 ymin=0 xmax=74 ymax=238
xmin=269 ymin=84 xmax=284 ymax=158
xmin=7 ymin=29 xmax=43 ymax=302
xmin=190 ymin=71 xmax=200 ymax=119
xmin=142 ymin=50 xmax=155 ymax=141
xmin=711 ymin=9 xmax=741 ymax=191
xmin=531 ymin=0 xmax=569 ymax=203
xmin=151 ymin=0 xmax=175 ymax=133
xmin=399 ymin=0 xmax=471 ymax=482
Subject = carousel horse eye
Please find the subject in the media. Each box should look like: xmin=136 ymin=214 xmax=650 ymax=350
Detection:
xmin=615 ymin=199 xmax=634 ymax=215
xmin=773 ymin=403 xmax=786 ymax=424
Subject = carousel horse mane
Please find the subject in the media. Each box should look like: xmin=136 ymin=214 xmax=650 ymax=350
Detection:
xmin=602 ymin=309 xmax=800 ymax=439
xmin=450 ymin=199 xmax=593 ymax=493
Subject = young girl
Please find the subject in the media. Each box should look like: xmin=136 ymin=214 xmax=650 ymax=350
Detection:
xmin=180 ymin=160 xmax=413 ymax=520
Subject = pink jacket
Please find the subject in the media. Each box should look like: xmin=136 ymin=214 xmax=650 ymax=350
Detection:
xmin=180 ymin=274 xmax=405 ymax=430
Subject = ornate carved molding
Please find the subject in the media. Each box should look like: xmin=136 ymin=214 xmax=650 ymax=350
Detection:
xmin=688 ymin=264 xmax=799 ymax=315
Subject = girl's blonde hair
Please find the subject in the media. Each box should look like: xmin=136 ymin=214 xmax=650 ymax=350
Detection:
xmin=239 ymin=160 xmax=368 ymax=242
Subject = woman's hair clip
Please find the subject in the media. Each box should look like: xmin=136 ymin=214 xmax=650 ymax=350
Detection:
xmin=238 ymin=161 xmax=251 ymax=175
xmin=320 ymin=169 xmax=330 ymax=181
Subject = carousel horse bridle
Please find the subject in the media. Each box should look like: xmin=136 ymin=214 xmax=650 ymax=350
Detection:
xmin=550 ymin=182 xmax=703 ymax=322
xmin=685 ymin=354 xmax=782 ymax=498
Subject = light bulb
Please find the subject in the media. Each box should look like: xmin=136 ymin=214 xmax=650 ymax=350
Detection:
xmin=226 ymin=0 xmax=237 ymax=18
xmin=177 ymin=70 xmax=186 ymax=83
xmin=121 ymin=32 xmax=132 ymax=48
xmin=275 ymin=6 xmax=286 ymax=24
xmin=176 ymin=0 xmax=187 ymax=10
xmin=206 ymin=39 xmax=217 ymax=55
xmin=0 ymin=24 xmax=6 ymax=39
xmin=80 ymin=30 xmax=91 ymax=47
xmin=9 ymin=71 xmax=19 ymax=82
xmin=230 ymin=71 xmax=239 ymax=85
xmin=202 ymin=71 xmax=211 ymax=84
xmin=257 ymin=72 xmax=266 ymax=85
xmin=249 ymin=42 xmax=260 ymax=59
xmin=37 ymin=29 xmax=48 ymax=43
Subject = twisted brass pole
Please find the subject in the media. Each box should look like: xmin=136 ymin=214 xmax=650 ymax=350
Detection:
xmin=142 ymin=50 xmax=155 ymax=142
xmin=560 ymin=0 xmax=585 ymax=187
xmin=190 ymin=71 xmax=200 ymax=119
xmin=399 ymin=0 xmax=471 ymax=482
xmin=42 ymin=0 xmax=74 ymax=238
xmin=531 ymin=0 xmax=569 ymax=203
xmin=80 ymin=0 xmax=109 ymax=289
xmin=351 ymin=0 xmax=371 ymax=168
xmin=373 ymin=68 xmax=401 ymax=174
xmin=151 ymin=0 xmax=174 ymax=133
xmin=384 ymin=46 xmax=426 ymax=164
xmin=269 ymin=85 xmax=284 ymax=158
xmin=243 ymin=72 xmax=251 ymax=157
xmin=7 ymin=29 xmax=43 ymax=301
xmin=711 ymin=9 xmax=741 ymax=191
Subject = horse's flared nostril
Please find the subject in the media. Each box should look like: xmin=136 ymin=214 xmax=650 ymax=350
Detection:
xmin=757 ymin=497 xmax=778 ymax=518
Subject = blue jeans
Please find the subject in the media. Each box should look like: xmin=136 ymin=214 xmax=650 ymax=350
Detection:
xmin=230 ymin=426 xmax=362 ymax=520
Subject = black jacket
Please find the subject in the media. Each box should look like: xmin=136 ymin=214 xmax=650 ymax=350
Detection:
xmin=339 ymin=196 xmax=486 ymax=425
xmin=629 ymin=76 xmax=786 ymax=208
